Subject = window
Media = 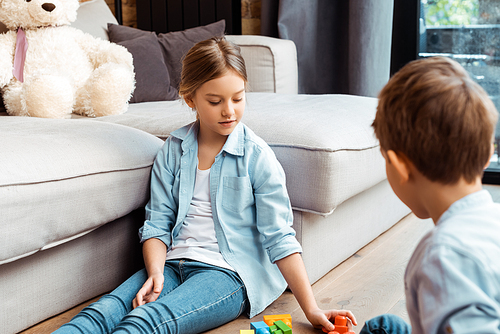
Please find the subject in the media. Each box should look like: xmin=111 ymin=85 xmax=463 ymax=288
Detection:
xmin=391 ymin=0 xmax=500 ymax=183
xmin=420 ymin=0 xmax=500 ymax=181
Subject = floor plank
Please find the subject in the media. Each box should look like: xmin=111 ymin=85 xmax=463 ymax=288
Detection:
xmin=484 ymin=184 xmax=500 ymax=202
xmin=20 ymin=296 xmax=101 ymax=334
xmin=387 ymin=299 xmax=409 ymax=323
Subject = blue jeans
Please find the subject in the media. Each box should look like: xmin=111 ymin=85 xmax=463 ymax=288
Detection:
xmin=360 ymin=314 xmax=412 ymax=334
xmin=54 ymin=260 xmax=248 ymax=333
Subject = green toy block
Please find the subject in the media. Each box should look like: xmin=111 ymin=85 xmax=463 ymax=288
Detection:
xmin=274 ymin=320 xmax=292 ymax=334
xmin=269 ymin=325 xmax=283 ymax=334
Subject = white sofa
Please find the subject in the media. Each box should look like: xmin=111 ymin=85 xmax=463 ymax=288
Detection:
xmin=0 ymin=1 xmax=410 ymax=332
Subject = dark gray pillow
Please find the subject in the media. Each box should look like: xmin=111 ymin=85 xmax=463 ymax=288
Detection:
xmin=107 ymin=20 xmax=226 ymax=92
xmin=117 ymin=33 xmax=178 ymax=103
xmin=156 ymin=20 xmax=226 ymax=89
xmin=107 ymin=23 xmax=150 ymax=42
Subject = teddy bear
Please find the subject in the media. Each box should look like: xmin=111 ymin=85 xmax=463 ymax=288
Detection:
xmin=0 ymin=0 xmax=135 ymax=118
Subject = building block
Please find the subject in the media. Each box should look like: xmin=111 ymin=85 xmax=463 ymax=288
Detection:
xmin=240 ymin=330 xmax=255 ymax=334
xmin=322 ymin=315 xmax=355 ymax=334
xmin=256 ymin=328 xmax=271 ymax=334
xmin=273 ymin=320 xmax=292 ymax=334
xmin=269 ymin=325 xmax=283 ymax=334
xmin=263 ymin=314 xmax=292 ymax=328
xmin=251 ymin=321 xmax=271 ymax=334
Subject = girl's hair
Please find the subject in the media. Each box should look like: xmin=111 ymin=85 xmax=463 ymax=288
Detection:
xmin=179 ymin=36 xmax=248 ymax=99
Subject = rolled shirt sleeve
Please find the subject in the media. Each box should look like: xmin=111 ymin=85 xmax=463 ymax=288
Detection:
xmin=140 ymin=141 xmax=178 ymax=247
xmin=250 ymin=141 xmax=302 ymax=263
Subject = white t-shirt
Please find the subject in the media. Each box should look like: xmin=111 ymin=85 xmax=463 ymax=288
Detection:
xmin=165 ymin=167 xmax=235 ymax=271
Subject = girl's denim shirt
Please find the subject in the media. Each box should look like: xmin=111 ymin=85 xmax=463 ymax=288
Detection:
xmin=139 ymin=121 xmax=302 ymax=317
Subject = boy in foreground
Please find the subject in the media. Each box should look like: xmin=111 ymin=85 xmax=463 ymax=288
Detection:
xmin=360 ymin=56 xmax=500 ymax=334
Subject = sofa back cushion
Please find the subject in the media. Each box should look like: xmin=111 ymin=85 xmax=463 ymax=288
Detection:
xmin=71 ymin=0 xmax=117 ymax=40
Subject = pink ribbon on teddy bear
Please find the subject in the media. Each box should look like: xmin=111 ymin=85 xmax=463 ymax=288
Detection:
xmin=13 ymin=27 xmax=28 ymax=83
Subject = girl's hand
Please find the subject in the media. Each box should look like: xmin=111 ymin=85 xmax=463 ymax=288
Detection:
xmin=132 ymin=272 xmax=164 ymax=309
xmin=275 ymin=254 xmax=357 ymax=332
xmin=306 ymin=308 xmax=357 ymax=332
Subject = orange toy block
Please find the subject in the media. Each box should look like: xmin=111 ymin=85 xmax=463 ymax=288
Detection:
xmin=322 ymin=315 xmax=355 ymax=334
xmin=263 ymin=314 xmax=292 ymax=328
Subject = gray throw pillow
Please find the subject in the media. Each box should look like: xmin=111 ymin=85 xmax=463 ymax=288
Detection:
xmin=155 ymin=20 xmax=226 ymax=89
xmin=107 ymin=20 xmax=226 ymax=93
xmin=117 ymin=33 xmax=178 ymax=103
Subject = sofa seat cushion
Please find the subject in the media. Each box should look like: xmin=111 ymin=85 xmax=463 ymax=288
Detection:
xmin=96 ymin=100 xmax=196 ymax=141
xmin=0 ymin=117 xmax=163 ymax=264
xmin=97 ymin=93 xmax=385 ymax=216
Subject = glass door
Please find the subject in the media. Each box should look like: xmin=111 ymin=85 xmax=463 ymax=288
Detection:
xmin=419 ymin=0 xmax=500 ymax=182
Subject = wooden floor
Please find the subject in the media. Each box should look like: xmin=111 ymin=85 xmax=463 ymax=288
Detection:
xmin=20 ymin=185 xmax=500 ymax=334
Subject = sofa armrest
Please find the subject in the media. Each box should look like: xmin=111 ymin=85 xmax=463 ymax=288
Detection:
xmin=226 ymin=35 xmax=298 ymax=94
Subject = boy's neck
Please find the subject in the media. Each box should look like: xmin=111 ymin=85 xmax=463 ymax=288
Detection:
xmin=417 ymin=175 xmax=483 ymax=224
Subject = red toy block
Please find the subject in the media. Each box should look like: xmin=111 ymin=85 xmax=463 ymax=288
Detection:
xmin=322 ymin=315 xmax=355 ymax=334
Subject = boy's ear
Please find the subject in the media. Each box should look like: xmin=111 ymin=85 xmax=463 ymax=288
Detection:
xmin=485 ymin=143 xmax=495 ymax=169
xmin=387 ymin=150 xmax=411 ymax=184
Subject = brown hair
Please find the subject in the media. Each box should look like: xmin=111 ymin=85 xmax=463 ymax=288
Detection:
xmin=179 ymin=36 xmax=247 ymax=100
xmin=373 ymin=56 xmax=498 ymax=184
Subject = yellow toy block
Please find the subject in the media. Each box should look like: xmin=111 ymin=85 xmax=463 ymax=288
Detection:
xmin=240 ymin=330 xmax=255 ymax=334
xmin=263 ymin=314 xmax=292 ymax=328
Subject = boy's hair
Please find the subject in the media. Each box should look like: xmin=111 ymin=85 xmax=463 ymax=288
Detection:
xmin=179 ymin=36 xmax=247 ymax=99
xmin=373 ymin=56 xmax=498 ymax=184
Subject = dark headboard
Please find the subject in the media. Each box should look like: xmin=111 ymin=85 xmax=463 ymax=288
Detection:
xmin=135 ymin=0 xmax=241 ymax=34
